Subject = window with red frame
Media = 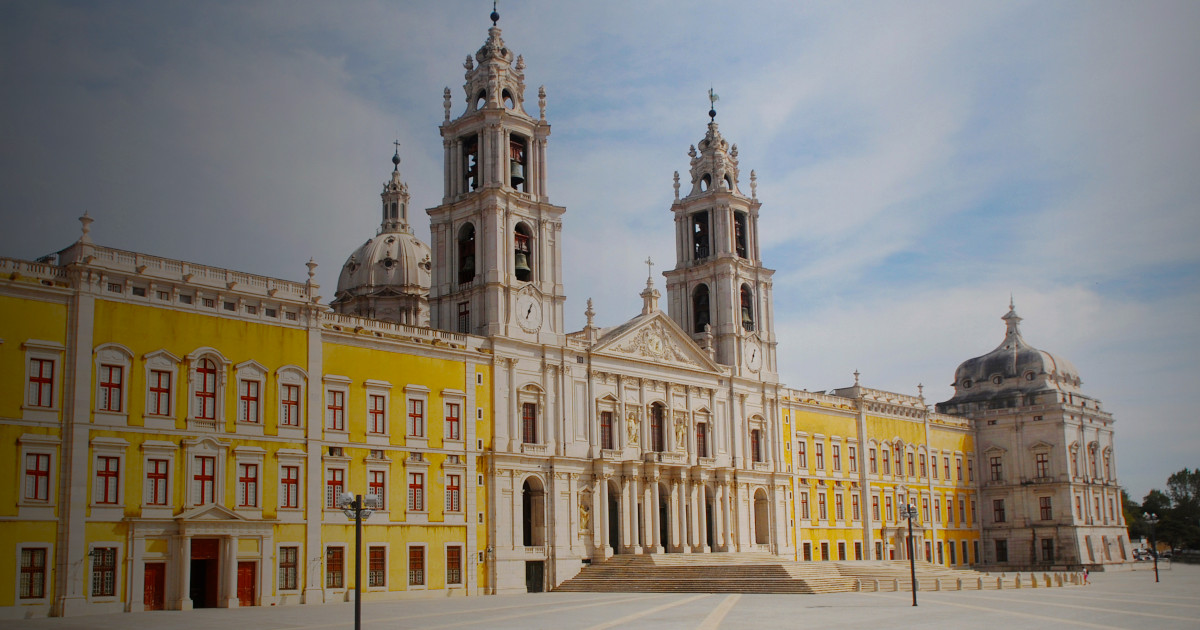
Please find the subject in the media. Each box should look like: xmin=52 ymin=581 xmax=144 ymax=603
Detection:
xmin=408 ymin=399 xmax=425 ymax=437
xmin=446 ymin=546 xmax=462 ymax=585
xmin=145 ymin=458 xmax=168 ymax=505
xmin=835 ymin=493 xmax=844 ymax=520
xmin=148 ymin=369 xmax=171 ymax=416
xmin=751 ymin=429 xmax=763 ymax=463
xmin=91 ymin=547 xmax=116 ymax=597
xmin=882 ymin=449 xmax=890 ymax=475
xmin=871 ymin=495 xmax=880 ymax=520
xmin=194 ymin=358 xmax=217 ymax=419
xmin=408 ymin=472 xmax=424 ymax=511
xmin=24 ymin=453 xmax=50 ymax=501
xmin=281 ymin=465 xmax=300 ymax=509
xmin=445 ymin=402 xmax=461 ymax=440
xmin=193 ymin=456 xmax=215 ymax=504
xmin=521 ymin=403 xmax=536 ymax=444
xmin=907 ymin=452 xmax=915 ymax=477
xmin=1036 ymin=453 xmax=1049 ymax=478
xmin=281 ymin=384 xmax=301 ymax=426
xmin=919 ymin=453 xmax=927 ymax=477
xmin=851 ymin=494 xmax=860 ymax=520
xmin=848 ymin=446 xmax=857 ymax=472
xmin=326 ymin=468 xmax=344 ymax=508
xmin=696 ymin=422 xmax=708 ymax=458
xmin=368 ymin=547 xmax=385 ymax=587
xmin=19 ymin=548 xmax=46 ymax=599
xmin=95 ymin=456 xmax=120 ymax=504
xmin=326 ymin=390 xmax=345 ymax=431
xmin=797 ymin=441 xmax=807 ymax=468
xmin=800 ymin=492 xmax=809 ymax=519
xmin=944 ymin=456 xmax=951 ymax=479
xmin=815 ymin=442 xmax=824 ymax=469
xmin=832 ymin=444 xmax=841 ymax=471
xmin=408 ymin=547 xmax=425 ymax=586
xmin=28 ymin=358 xmax=54 ymax=408
xmin=278 ymin=546 xmax=298 ymax=590
xmin=239 ymin=380 xmax=260 ymax=423
xmin=368 ymin=394 xmax=386 ymax=434
xmin=326 ymin=547 xmax=343 ymax=588
xmin=368 ymin=470 xmax=385 ymax=510
xmin=98 ymin=364 xmax=123 ymax=412
xmin=817 ymin=493 xmax=828 ymax=520
xmin=1040 ymin=496 xmax=1053 ymax=520
xmin=600 ymin=411 xmax=613 ymax=450
xmin=238 ymin=463 xmax=258 ymax=507
xmin=445 ymin=474 xmax=461 ymax=512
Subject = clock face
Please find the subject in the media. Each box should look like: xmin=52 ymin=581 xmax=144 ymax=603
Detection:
xmin=745 ymin=339 xmax=763 ymax=372
xmin=515 ymin=294 xmax=542 ymax=333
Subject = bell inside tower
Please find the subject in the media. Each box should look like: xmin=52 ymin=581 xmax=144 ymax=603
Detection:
xmin=740 ymin=285 xmax=755 ymax=332
xmin=463 ymin=135 xmax=480 ymax=191
xmin=509 ymin=136 xmax=527 ymax=191
xmin=734 ymin=211 xmax=748 ymax=259
xmin=691 ymin=211 xmax=710 ymax=260
xmin=513 ymin=224 xmax=533 ymax=282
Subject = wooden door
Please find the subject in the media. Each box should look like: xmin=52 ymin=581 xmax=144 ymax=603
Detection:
xmin=236 ymin=562 xmax=255 ymax=607
xmin=143 ymin=562 xmax=165 ymax=611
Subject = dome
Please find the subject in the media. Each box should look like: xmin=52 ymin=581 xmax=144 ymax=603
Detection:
xmin=937 ymin=302 xmax=1082 ymax=412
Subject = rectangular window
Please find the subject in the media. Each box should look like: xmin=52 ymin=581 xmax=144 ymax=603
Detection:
xmin=949 ymin=542 xmax=957 ymax=565
xmin=20 ymin=548 xmax=47 ymax=599
xmin=797 ymin=441 xmax=807 ymax=468
xmin=91 ymin=547 xmax=117 ymax=597
xmin=959 ymin=498 xmax=966 ymax=523
xmin=446 ymin=546 xmax=463 ymax=585
xmin=1041 ymin=538 xmax=1054 ymax=562
xmin=149 ymin=369 xmax=172 ymax=416
xmin=848 ymin=446 xmax=857 ymax=472
xmin=28 ymin=358 xmax=54 ymax=408
xmin=326 ymin=547 xmax=344 ymax=589
xmin=239 ymin=380 xmax=260 ymax=423
xmin=814 ymin=443 xmax=824 ymax=470
xmin=919 ymin=453 xmax=927 ymax=477
xmin=993 ymin=499 xmax=1006 ymax=523
xmin=445 ymin=402 xmax=461 ymax=440
xmin=194 ymin=456 xmax=215 ymax=504
xmin=967 ymin=458 xmax=974 ymax=481
xmin=802 ymin=542 xmax=812 ymax=561
xmin=838 ymin=542 xmax=847 ymax=561
xmin=96 ymin=456 xmax=120 ymax=504
xmin=408 ymin=547 xmax=425 ymax=586
xmin=934 ymin=498 xmax=941 ymax=523
xmin=368 ymin=394 xmax=387 ymax=434
xmin=522 ymin=403 xmax=537 ymax=444
xmin=408 ymin=472 xmax=425 ymax=511
xmin=146 ymin=458 xmax=168 ymax=505
xmin=944 ymin=456 xmax=951 ymax=480
xmin=851 ymin=494 xmax=860 ymax=520
xmin=369 ymin=470 xmax=386 ymax=510
xmin=956 ymin=457 xmax=963 ymax=481
xmin=990 ymin=456 xmax=1003 ymax=481
xmin=922 ymin=498 xmax=930 ymax=523
xmin=279 ymin=546 xmax=298 ymax=590
xmin=885 ymin=496 xmax=893 ymax=522
xmin=835 ymin=493 xmax=844 ymax=520
xmin=99 ymin=364 xmax=123 ymax=412
xmin=946 ymin=497 xmax=954 ymax=525
xmin=800 ymin=492 xmax=809 ymax=519
xmin=1036 ymin=453 xmax=1049 ymax=478
xmin=236 ymin=463 xmax=258 ymax=507
xmin=368 ymin=547 xmax=386 ymax=587
xmin=24 ymin=453 xmax=51 ymax=502
xmin=446 ymin=474 xmax=461 ymax=512
xmin=855 ymin=542 xmax=863 ymax=561
xmin=457 ymin=302 xmax=470 ymax=333
xmin=907 ymin=452 xmax=915 ymax=477
xmin=1040 ymin=496 xmax=1053 ymax=520
xmin=932 ymin=453 xmax=938 ymax=479
xmin=600 ymin=411 xmax=614 ymax=450
xmin=409 ymin=399 xmax=426 ymax=437
xmin=751 ymin=430 xmax=763 ymax=463
xmin=871 ymin=496 xmax=880 ymax=521
xmin=696 ymin=422 xmax=708 ymax=458
xmin=195 ymin=360 xmax=217 ymax=420
xmin=820 ymin=542 xmax=829 ymax=561
xmin=281 ymin=384 xmax=301 ymax=426
xmin=869 ymin=448 xmax=877 ymax=474
xmin=281 ymin=465 xmax=300 ymax=509
xmin=881 ymin=449 xmax=890 ymax=475
xmin=326 ymin=468 xmax=345 ymax=509
xmin=818 ymin=493 xmax=827 ymax=520
xmin=326 ymin=390 xmax=345 ymax=431
xmin=995 ymin=539 xmax=1008 ymax=563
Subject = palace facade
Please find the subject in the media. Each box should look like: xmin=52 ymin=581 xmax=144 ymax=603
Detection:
xmin=0 ymin=11 xmax=1128 ymax=618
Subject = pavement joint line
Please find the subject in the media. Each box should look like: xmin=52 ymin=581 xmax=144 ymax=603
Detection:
xmin=695 ymin=594 xmax=740 ymax=630
xmin=944 ymin=592 xmax=1200 ymax=623
xmin=285 ymin=593 xmax=652 ymax=629
xmin=422 ymin=593 xmax=671 ymax=630
xmin=866 ymin=592 xmax=1127 ymax=629
xmin=583 ymin=594 xmax=711 ymax=630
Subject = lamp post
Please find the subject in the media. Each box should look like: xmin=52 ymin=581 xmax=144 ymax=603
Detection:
xmin=900 ymin=503 xmax=919 ymax=606
xmin=340 ymin=493 xmax=380 ymax=630
xmin=1143 ymin=512 xmax=1160 ymax=583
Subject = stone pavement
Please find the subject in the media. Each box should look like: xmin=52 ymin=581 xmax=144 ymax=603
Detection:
xmin=4 ymin=563 xmax=1197 ymax=630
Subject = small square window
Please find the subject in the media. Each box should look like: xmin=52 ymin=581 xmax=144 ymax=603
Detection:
xmin=223 ymin=302 xmax=236 ymax=311
xmin=285 ymin=311 xmax=297 ymax=321
xmin=245 ymin=305 xmax=258 ymax=315
xmin=157 ymin=291 xmax=170 ymax=300
xmin=132 ymin=287 xmax=146 ymax=297
xmin=202 ymin=298 xmax=215 ymax=308
xmin=179 ymin=294 xmax=193 ymax=304
xmin=265 ymin=308 xmax=277 ymax=318
xmin=107 ymin=283 xmax=122 ymax=293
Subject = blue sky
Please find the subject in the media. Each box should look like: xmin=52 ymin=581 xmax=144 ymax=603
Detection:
xmin=1 ymin=1 xmax=1197 ymax=499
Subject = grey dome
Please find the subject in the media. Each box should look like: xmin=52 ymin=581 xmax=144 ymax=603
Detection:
xmin=938 ymin=303 xmax=1081 ymax=411
xmin=334 ymin=230 xmax=430 ymax=303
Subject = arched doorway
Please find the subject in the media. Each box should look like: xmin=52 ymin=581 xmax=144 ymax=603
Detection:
xmin=753 ymin=488 xmax=770 ymax=546
xmin=658 ymin=483 xmax=671 ymax=552
xmin=704 ymin=487 xmax=715 ymax=550
xmin=607 ymin=480 xmax=621 ymax=553
xmin=522 ymin=477 xmax=545 ymax=547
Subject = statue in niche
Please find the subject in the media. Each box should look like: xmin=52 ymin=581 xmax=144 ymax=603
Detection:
xmin=626 ymin=411 xmax=640 ymax=446
xmin=675 ymin=416 xmax=688 ymax=451
xmin=579 ymin=500 xmax=591 ymax=532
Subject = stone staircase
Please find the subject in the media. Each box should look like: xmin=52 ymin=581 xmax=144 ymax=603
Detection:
xmin=553 ymin=554 xmax=1042 ymax=594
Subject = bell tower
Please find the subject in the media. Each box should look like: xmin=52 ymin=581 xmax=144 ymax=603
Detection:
xmin=663 ymin=99 xmax=777 ymax=379
xmin=427 ymin=9 xmax=565 ymax=343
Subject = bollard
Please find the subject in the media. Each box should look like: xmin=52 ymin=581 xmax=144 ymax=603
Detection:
xmin=996 ymin=576 xmax=1003 ymax=590
xmin=956 ymin=578 xmax=963 ymax=591
xmin=1014 ymin=575 xmax=1021 ymax=588
xmin=1043 ymin=573 xmax=1051 ymax=587
xmin=976 ymin=577 xmax=983 ymax=590
xmin=934 ymin=578 xmax=941 ymax=591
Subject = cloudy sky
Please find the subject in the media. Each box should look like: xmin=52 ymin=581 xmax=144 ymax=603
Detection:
xmin=2 ymin=1 xmax=1197 ymax=499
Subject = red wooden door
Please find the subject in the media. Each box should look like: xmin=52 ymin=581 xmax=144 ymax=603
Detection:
xmin=143 ymin=562 xmax=165 ymax=611
xmin=237 ymin=561 xmax=255 ymax=607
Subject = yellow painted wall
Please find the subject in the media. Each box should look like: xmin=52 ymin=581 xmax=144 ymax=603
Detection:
xmin=0 ymin=294 xmax=67 ymax=419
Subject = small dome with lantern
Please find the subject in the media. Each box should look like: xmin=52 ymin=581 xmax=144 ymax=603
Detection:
xmin=331 ymin=148 xmax=431 ymax=326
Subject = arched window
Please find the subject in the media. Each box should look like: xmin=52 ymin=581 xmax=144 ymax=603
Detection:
xmin=690 ymin=211 xmax=710 ymax=259
xmin=462 ymin=134 xmax=480 ymax=192
xmin=692 ymin=284 xmax=710 ymax=333
xmin=474 ymin=90 xmax=486 ymax=111
xmin=509 ymin=135 xmax=527 ymax=192
xmin=522 ymin=477 xmax=545 ymax=547
xmin=734 ymin=211 xmax=748 ymax=259
xmin=724 ymin=174 xmax=733 ymax=191
xmin=700 ymin=174 xmax=711 ymax=192
xmin=751 ymin=428 xmax=763 ymax=462
xmin=650 ymin=403 xmax=665 ymax=452
xmin=502 ymin=89 xmax=515 ymax=110
xmin=740 ymin=284 xmax=755 ymax=332
xmin=514 ymin=223 xmax=533 ymax=282
xmin=457 ymin=223 xmax=476 ymax=284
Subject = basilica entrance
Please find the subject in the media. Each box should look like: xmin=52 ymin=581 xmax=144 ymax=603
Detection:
xmin=658 ymin=492 xmax=670 ymax=552
xmin=607 ymin=485 xmax=621 ymax=553
xmin=189 ymin=538 xmax=220 ymax=608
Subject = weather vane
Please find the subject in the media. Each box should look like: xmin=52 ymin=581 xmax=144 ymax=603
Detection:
xmin=708 ymin=87 xmax=719 ymax=121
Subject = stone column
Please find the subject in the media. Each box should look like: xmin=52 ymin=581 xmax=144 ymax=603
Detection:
xmin=620 ymin=475 xmax=632 ymax=552
xmin=650 ymin=478 xmax=662 ymax=552
xmin=222 ymin=536 xmax=238 ymax=607
xmin=713 ymin=483 xmax=726 ymax=551
xmin=669 ymin=478 xmax=681 ymax=552
xmin=176 ymin=535 xmax=193 ymax=610
xmin=698 ymin=482 xmax=709 ymax=552
xmin=688 ymin=479 xmax=700 ymax=551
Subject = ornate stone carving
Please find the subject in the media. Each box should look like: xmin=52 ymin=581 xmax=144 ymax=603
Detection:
xmin=674 ymin=412 xmax=688 ymax=451
xmin=626 ymin=409 xmax=640 ymax=446
xmin=614 ymin=321 xmax=699 ymax=366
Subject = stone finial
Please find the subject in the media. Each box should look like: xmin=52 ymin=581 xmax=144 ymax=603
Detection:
xmin=750 ymin=170 xmax=757 ymax=199
xmin=464 ymin=55 xmax=474 ymax=71
xmin=673 ymin=171 xmax=680 ymax=200
xmin=853 ymin=369 xmax=860 ymax=386
xmin=443 ymin=87 xmax=452 ymax=121
xmin=538 ymin=86 xmax=546 ymax=121
xmin=79 ymin=212 xmax=94 ymax=243
xmin=585 ymin=297 xmax=595 ymax=328
xmin=306 ymin=258 xmax=318 ymax=281
xmin=516 ymin=55 xmax=525 ymax=71
xmin=702 ymin=324 xmax=715 ymax=359
xmin=640 ymin=257 xmax=660 ymax=315
xmin=918 ymin=383 xmax=924 ymax=400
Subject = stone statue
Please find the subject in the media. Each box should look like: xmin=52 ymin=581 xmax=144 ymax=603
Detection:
xmin=626 ymin=411 xmax=639 ymax=445
xmin=579 ymin=501 xmax=591 ymax=532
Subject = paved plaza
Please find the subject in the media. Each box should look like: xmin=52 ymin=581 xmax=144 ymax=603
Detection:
xmin=4 ymin=564 xmax=1197 ymax=630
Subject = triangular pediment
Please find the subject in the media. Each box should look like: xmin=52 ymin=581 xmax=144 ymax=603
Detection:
xmin=177 ymin=504 xmax=247 ymax=522
xmin=590 ymin=312 xmax=722 ymax=372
